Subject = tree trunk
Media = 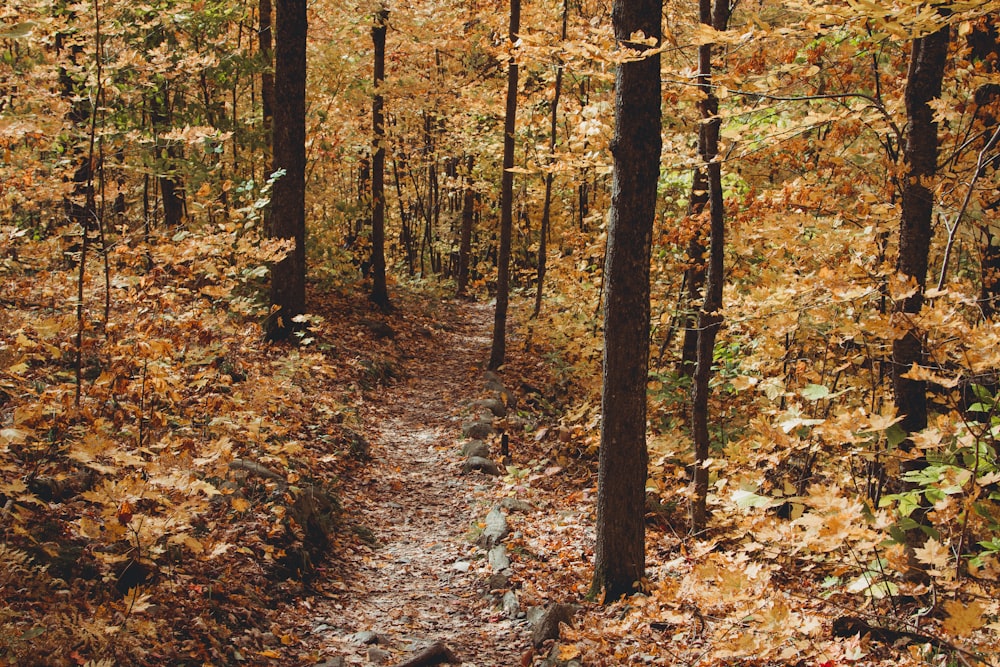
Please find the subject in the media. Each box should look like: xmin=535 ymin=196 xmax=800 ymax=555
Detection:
xmin=892 ymin=23 xmax=950 ymax=434
xmin=392 ymin=153 xmax=417 ymax=276
xmin=150 ymin=82 xmax=185 ymax=227
xmin=690 ymin=0 xmax=730 ymax=532
xmin=589 ymin=0 xmax=661 ymax=602
xmin=158 ymin=155 xmax=185 ymax=227
xmin=425 ymin=112 xmax=442 ymax=275
xmin=266 ymin=0 xmax=307 ymax=340
xmin=533 ymin=0 xmax=568 ymax=318
xmin=488 ymin=0 xmax=521 ymax=370
xmin=369 ymin=6 xmax=391 ymax=311
xmin=456 ymin=155 xmax=475 ymax=296
xmin=258 ymin=0 xmax=274 ymax=230
xmin=259 ymin=0 xmax=274 ymax=139
xmin=678 ymin=167 xmax=709 ymax=375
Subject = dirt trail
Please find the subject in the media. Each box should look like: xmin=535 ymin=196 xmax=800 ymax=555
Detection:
xmin=311 ymin=300 xmax=527 ymax=666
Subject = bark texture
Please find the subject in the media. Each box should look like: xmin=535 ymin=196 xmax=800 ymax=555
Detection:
xmin=369 ymin=6 xmax=391 ymax=312
xmin=488 ymin=0 xmax=521 ymax=370
xmin=892 ymin=23 xmax=951 ymax=434
xmin=690 ymin=0 xmax=731 ymax=532
xmin=533 ymin=0 xmax=568 ymax=318
xmin=590 ymin=0 xmax=661 ymax=602
xmin=456 ymin=156 xmax=475 ymax=296
xmin=259 ymin=0 xmax=273 ymax=135
xmin=266 ymin=0 xmax=307 ymax=340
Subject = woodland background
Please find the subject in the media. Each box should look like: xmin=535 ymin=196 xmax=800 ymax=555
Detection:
xmin=2 ymin=0 xmax=1000 ymax=664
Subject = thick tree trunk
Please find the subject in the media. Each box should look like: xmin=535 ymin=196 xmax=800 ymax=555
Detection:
xmin=369 ymin=6 xmax=391 ymax=311
xmin=892 ymin=23 xmax=951 ymax=434
xmin=488 ymin=0 xmax=521 ymax=370
xmin=690 ymin=0 xmax=730 ymax=532
xmin=266 ymin=0 xmax=307 ymax=340
xmin=589 ymin=0 xmax=661 ymax=602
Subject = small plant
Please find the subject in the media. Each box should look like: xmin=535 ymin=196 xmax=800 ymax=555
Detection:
xmin=879 ymin=384 xmax=1000 ymax=571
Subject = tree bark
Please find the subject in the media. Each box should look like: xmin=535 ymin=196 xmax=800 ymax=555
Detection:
xmin=488 ymin=0 xmax=520 ymax=370
xmin=892 ymin=22 xmax=951 ymax=434
xmin=690 ymin=0 xmax=731 ymax=532
xmin=589 ymin=0 xmax=661 ymax=602
xmin=678 ymin=167 xmax=709 ymax=375
xmin=258 ymin=0 xmax=274 ymax=231
xmin=259 ymin=0 xmax=274 ymax=137
xmin=533 ymin=0 xmax=568 ymax=318
xmin=266 ymin=0 xmax=307 ymax=340
xmin=150 ymin=82 xmax=186 ymax=228
xmin=369 ymin=6 xmax=391 ymax=311
xmin=456 ymin=155 xmax=475 ymax=296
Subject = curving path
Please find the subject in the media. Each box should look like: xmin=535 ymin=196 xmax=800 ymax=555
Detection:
xmin=309 ymin=300 xmax=527 ymax=666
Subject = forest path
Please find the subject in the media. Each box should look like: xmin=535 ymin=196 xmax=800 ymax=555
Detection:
xmin=308 ymin=298 xmax=527 ymax=666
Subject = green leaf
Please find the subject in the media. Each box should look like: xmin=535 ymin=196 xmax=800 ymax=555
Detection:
xmin=885 ymin=423 xmax=908 ymax=449
xmin=978 ymin=537 xmax=1000 ymax=552
xmin=0 ymin=22 xmax=37 ymax=39
xmin=799 ymin=383 xmax=830 ymax=400
xmin=881 ymin=491 xmax=921 ymax=518
xmin=732 ymin=488 xmax=778 ymax=508
xmin=971 ymin=384 xmax=995 ymax=402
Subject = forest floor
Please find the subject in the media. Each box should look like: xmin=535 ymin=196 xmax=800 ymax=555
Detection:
xmin=2 ymin=235 xmax=998 ymax=666
xmin=290 ymin=294 xmax=534 ymax=665
xmin=192 ymin=285 xmax=1000 ymax=667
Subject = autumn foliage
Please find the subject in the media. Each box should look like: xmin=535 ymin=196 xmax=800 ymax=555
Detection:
xmin=2 ymin=0 xmax=1000 ymax=664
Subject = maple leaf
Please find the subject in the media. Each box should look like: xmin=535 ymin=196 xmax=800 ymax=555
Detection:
xmin=941 ymin=599 xmax=985 ymax=636
xmin=912 ymin=537 xmax=949 ymax=570
xmin=900 ymin=364 xmax=959 ymax=388
xmin=865 ymin=411 xmax=905 ymax=432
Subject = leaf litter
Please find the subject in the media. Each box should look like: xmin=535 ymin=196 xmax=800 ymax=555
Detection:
xmin=0 ymin=229 xmax=998 ymax=666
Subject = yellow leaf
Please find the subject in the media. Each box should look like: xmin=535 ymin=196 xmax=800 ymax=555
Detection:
xmin=731 ymin=375 xmax=758 ymax=391
xmin=260 ymin=649 xmax=281 ymax=658
xmin=78 ymin=516 xmax=103 ymax=539
xmin=558 ymin=644 xmax=581 ymax=661
xmin=942 ymin=599 xmax=985 ymax=636
xmin=0 ymin=428 xmax=29 ymax=445
xmin=866 ymin=411 xmax=904 ymax=432
xmin=900 ymin=364 xmax=959 ymax=388
xmin=231 ymin=497 xmax=251 ymax=513
xmin=912 ymin=428 xmax=943 ymax=450
xmin=626 ymin=30 xmax=657 ymax=46
xmin=170 ymin=533 xmax=205 ymax=555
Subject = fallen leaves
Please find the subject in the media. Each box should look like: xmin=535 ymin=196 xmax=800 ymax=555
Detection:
xmin=942 ymin=599 xmax=986 ymax=637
